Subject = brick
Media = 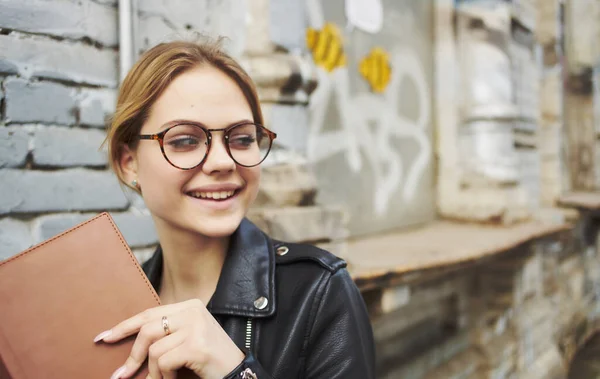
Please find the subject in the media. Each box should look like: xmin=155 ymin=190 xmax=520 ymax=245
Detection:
xmin=0 ymin=60 xmax=19 ymax=75
xmin=0 ymin=168 xmax=129 ymax=214
xmin=425 ymin=349 xmax=482 ymax=379
xmin=5 ymin=78 xmax=76 ymax=124
xmin=137 ymin=0 xmax=246 ymax=56
xmin=33 ymin=127 xmax=107 ymax=167
xmin=32 ymin=213 xmax=90 ymax=243
xmin=254 ymin=163 xmax=317 ymax=207
xmin=381 ymin=286 xmax=411 ymax=314
xmin=111 ymin=212 xmax=158 ymax=247
xmin=269 ymin=0 xmax=306 ymax=51
xmin=0 ymin=218 xmax=32 ymax=259
xmin=133 ymin=246 xmax=157 ymax=264
xmin=77 ymin=88 xmax=116 ymax=127
xmin=540 ymin=69 xmax=562 ymax=120
xmin=269 ymin=105 xmax=309 ymax=152
xmin=0 ymin=127 xmax=30 ymax=168
xmin=511 ymin=0 xmax=536 ymax=32
xmin=597 ymin=142 xmax=600 ymax=189
xmin=0 ymin=0 xmax=118 ymax=47
xmin=538 ymin=122 xmax=561 ymax=158
xmin=0 ymin=34 xmax=118 ymax=87
xmin=33 ymin=211 xmax=157 ymax=248
xmin=247 ymin=206 xmax=348 ymax=243
xmin=521 ymin=346 xmax=566 ymax=379
xmin=517 ymin=254 xmax=543 ymax=302
xmin=564 ymin=0 xmax=600 ymax=72
xmin=91 ymin=0 xmax=117 ymax=5
xmin=537 ymin=0 xmax=560 ymax=45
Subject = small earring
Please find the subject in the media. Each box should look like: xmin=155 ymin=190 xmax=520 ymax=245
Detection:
xmin=131 ymin=179 xmax=138 ymax=188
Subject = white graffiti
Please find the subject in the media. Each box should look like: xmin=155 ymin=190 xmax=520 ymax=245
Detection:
xmin=345 ymin=0 xmax=384 ymax=34
xmin=306 ymin=1 xmax=432 ymax=216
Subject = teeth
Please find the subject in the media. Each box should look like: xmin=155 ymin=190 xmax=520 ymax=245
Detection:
xmin=189 ymin=190 xmax=235 ymax=200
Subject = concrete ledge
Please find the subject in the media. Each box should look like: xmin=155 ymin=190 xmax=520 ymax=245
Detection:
xmin=558 ymin=191 xmax=600 ymax=210
xmin=346 ymin=220 xmax=571 ymax=291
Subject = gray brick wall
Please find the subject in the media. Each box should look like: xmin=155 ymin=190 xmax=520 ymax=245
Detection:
xmin=5 ymin=78 xmax=77 ymax=124
xmin=0 ymin=0 xmax=144 ymax=259
xmin=0 ymin=0 xmax=248 ymax=259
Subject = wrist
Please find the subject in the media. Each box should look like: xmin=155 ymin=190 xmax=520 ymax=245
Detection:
xmin=222 ymin=351 xmax=258 ymax=379
xmin=200 ymin=346 xmax=245 ymax=379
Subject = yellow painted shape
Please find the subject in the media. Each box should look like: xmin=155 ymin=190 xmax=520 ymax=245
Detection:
xmin=306 ymin=22 xmax=346 ymax=72
xmin=359 ymin=47 xmax=392 ymax=93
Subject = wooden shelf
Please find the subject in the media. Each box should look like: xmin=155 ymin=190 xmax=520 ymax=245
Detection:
xmin=347 ymin=220 xmax=570 ymax=291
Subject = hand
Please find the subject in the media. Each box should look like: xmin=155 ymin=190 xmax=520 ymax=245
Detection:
xmin=94 ymin=299 xmax=245 ymax=379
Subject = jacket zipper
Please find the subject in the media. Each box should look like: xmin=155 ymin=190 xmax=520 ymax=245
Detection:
xmin=245 ymin=318 xmax=253 ymax=351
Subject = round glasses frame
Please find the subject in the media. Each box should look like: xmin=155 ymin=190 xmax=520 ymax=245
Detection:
xmin=136 ymin=121 xmax=277 ymax=170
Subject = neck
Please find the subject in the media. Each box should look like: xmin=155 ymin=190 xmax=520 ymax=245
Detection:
xmin=153 ymin=218 xmax=229 ymax=305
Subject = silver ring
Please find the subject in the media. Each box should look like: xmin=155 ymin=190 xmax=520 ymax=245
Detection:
xmin=161 ymin=316 xmax=171 ymax=336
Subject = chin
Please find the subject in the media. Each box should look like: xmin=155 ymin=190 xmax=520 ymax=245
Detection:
xmin=188 ymin=212 xmax=245 ymax=238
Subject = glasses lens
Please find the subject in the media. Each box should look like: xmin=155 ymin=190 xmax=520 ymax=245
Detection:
xmin=162 ymin=124 xmax=208 ymax=169
xmin=227 ymin=123 xmax=272 ymax=167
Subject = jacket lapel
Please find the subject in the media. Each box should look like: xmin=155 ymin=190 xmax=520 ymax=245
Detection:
xmin=142 ymin=218 xmax=276 ymax=318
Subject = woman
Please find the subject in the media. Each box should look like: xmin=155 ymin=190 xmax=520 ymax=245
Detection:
xmin=96 ymin=40 xmax=375 ymax=379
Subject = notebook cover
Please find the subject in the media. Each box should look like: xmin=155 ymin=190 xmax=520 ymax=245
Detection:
xmin=0 ymin=212 xmax=161 ymax=378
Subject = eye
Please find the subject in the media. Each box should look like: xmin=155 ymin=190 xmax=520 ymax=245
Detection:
xmin=229 ymin=134 xmax=256 ymax=148
xmin=167 ymin=135 xmax=201 ymax=149
xmin=163 ymin=124 xmax=207 ymax=151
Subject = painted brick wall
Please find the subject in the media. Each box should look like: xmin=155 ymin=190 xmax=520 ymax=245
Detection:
xmin=0 ymin=0 xmax=246 ymax=260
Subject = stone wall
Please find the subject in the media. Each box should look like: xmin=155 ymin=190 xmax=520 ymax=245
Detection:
xmin=0 ymin=0 xmax=256 ymax=260
xmin=0 ymin=0 xmax=126 ymax=259
xmin=0 ymin=0 xmax=347 ymax=260
xmin=3 ymin=1 xmax=600 ymax=378
xmin=368 ymin=213 xmax=600 ymax=378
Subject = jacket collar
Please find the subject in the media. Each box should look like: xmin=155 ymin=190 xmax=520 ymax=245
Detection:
xmin=143 ymin=218 xmax=276 ymax=318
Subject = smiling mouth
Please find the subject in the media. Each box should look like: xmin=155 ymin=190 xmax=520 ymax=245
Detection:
xmin=186 ymin=189 xmax=240 ymax=201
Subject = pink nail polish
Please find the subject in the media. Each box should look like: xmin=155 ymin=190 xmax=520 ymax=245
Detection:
xmin=110 ymin=365 xmax=127 ymax=379
xmin=93 ymin=330 xmax=112 ymax=343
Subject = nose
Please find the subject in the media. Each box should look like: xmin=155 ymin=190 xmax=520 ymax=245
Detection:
xmin=201 ymin=133 xmax=236 ymax=174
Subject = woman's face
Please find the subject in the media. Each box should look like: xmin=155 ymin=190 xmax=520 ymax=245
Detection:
xmin=123 ymin=65 xmax=261 ymax=238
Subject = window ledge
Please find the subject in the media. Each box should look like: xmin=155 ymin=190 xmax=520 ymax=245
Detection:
xmin=347 ymin=220 xmax=570 ymax=291
xmin=558 ymin=191 xmax=600 ymax=210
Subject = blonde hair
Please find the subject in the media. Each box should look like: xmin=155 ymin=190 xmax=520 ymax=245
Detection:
xmin=104 ymin=39 xmax=264 ymax=186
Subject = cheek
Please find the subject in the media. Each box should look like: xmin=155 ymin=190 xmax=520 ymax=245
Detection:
xmin=242 ymin=167 xmax=261 ymax=198
xmin=136 ymin=146 xmax=186 ymax=197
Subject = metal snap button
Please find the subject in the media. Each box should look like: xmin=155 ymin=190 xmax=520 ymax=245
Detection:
xmin=276 ymin=246 xmax=289 ymax=256
xmin=254 ymin=296 xmax=268 ymax=310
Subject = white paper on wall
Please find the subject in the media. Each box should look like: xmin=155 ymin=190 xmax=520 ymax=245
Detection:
xmin=344 ymin=0 xmax=384 ymax=34
xmin=464 ymin=40 xmax=516 ymax=118
xmin=459 ymin=120 xmax=519 ymax=184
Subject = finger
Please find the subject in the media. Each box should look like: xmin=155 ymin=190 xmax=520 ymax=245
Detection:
xmin=113 ymin=313 xmax=183 ymax=379
xmin=121 ymin=321 xmax=169 ymax=378
xmin=157 ymin=344 xmax=190 ymax=379
xmin=148 ymin=332 xmax=186 ymax=379
xmin=102 ymin=303 xmax=189 ymax=343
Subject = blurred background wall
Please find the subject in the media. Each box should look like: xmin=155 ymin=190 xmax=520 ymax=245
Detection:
xmin=4 ymin=0 xmax=600 ymax=377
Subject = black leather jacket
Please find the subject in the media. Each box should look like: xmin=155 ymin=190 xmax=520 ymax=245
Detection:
xmin=142 ymin=219 xmax=376 ymax=378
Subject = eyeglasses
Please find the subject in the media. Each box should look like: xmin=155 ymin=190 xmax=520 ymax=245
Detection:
xmin=136 ymin=121 xmax=277 ymax=170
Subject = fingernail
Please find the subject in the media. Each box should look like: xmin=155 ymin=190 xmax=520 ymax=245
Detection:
xmin=93 ymin=330 xmax=112 ymax=343
xmin=110 ymin=365 xmax=127 ymax=379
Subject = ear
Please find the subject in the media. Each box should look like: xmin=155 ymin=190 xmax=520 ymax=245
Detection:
xmin=118 ymin=144 xmax=138 ymax=185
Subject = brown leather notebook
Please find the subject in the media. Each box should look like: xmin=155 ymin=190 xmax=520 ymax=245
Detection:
xmin=0 ymin=212 xmax=161 ymax=378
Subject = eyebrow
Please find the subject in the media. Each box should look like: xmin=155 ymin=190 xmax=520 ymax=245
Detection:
xmin=159 ymin=119 xmax=254 ymax=131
